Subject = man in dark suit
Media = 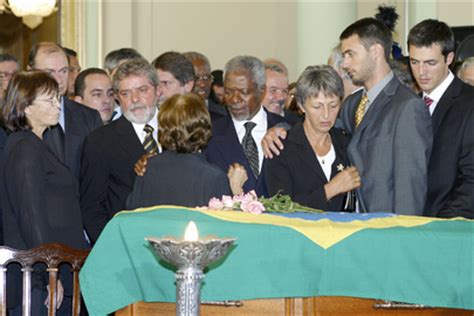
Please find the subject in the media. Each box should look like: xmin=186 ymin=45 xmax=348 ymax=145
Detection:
xmin=338 ymin=18 xmax=432 ymax=215
xmin=27 ymin=42 xmax=102 ymax=178
xmin=183 ymin=51 xmax=228 ymax=121
xmin=80 ymin=59 xmax=160 ymax=243
xmin=205 ymin=56 xmax=286 ymax=196
xmin=408 ymin=19 xmax=474 ymax=219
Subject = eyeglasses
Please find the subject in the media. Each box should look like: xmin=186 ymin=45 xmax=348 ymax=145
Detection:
xmin=0 ymin=71 xmax=16 ymax=80
xmin=35 ymin=96 xmax=61 ymax=106
xmin=196 ymin=75 xmax=213 ymax=82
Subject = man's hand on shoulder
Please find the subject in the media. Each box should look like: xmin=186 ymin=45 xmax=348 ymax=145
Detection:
xmin=262 ymin=127 xmax=287 ymax=159
xmin=134 ymin=153 xmax=156 ymax=176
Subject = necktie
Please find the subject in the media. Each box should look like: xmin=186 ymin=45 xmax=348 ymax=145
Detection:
xmin=143 ymin=124 xmax=158 ymax=154
xmin=242 ymin=122 xmax=259 ymax=178
xmin=45 ymin=124 xmax=65 ymax=163
xmin=423 ymin=96 xmax=434 ymax=107
xmin=355 ymin=93 xmax=369 ymax=128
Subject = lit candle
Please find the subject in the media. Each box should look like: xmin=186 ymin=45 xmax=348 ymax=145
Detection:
xmin=184 ymin=221 xmax=199 ymax=241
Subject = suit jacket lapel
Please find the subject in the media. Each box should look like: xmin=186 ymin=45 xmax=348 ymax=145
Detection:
xmin=432 ymin=78 xmax=462 ymax=135
xmin=63 ymin=99 xmax=81 ymax=169
xmin=290 ymin=123 xmax=328 ymax=183
xmin=356 ymin=78 xmax=398 ymax=133
xmin=114 ymin=116 xmax=145 ymax=157
xmin=213 ymin=116 xmax=257 ymax=180
xmin=329 ymin=129 xmax=348 ymax=179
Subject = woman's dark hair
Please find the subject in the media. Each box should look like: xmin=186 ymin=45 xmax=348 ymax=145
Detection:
xmin=158 ymin=93 xmax=212 ymax=153
xmin=2 ymin=70 xmax=58 ymax=132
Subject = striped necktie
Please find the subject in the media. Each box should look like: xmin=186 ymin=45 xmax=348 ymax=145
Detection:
xmin=143 ymin=124 xmax=158 ymax=154
xmin=355 ymin=93 xmax=369 ymax=128
xmin=242 ymin=121 xmax=259 ymax=178
xmin=423 ymin=96 xmax=434 ymax=107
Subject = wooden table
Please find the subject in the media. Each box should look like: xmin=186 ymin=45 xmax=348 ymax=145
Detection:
xmin=116 ymin=297 xmax=473 ymax=316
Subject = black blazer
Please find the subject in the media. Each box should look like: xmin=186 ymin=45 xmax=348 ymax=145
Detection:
xmin=1 ymin=131 xmax=87 ymax=250
xmin=126 ymin=150 xmax=231 ymax=210
xmin=264 ymin=122 xmax=350 ymax=211
xmin=204 ymin=110 xmax=286 ymax=197
xmin=424 ymin=77 xmax=474 ymax=218
xmin=283 ymin=109 xmax=303 ymax=126
xmin=80 ymin=116 xmax=146 ymax=243
xmin=1 ymin=131 xmax=88 ymax=310
xmin=208 ymin=98 xmax=228 ymax=117
xmin=43 ymin=97 xmax=102 ymax=179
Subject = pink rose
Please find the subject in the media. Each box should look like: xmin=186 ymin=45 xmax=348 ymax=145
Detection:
xmin=241 ymin=200 xmax=265 ymax=214
xmin=240 ymin=193 xmax=256 ymax=211
xmin=208 ymin=197 xmax=224 ymax=210
xmin=248 ymin=190 xmax=258 ymax=200
xmin=232 ymin=193 xmax=245 ymax=204
xmin=221 ymin=195 xmax=234 ymax=209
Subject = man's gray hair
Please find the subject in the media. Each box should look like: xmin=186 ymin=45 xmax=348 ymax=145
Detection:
xmin=328 ymin=44 xmax=350 ymax=80
xmin=296 ymin=65 xmax=344 ymax=106
xmin=459 ymin=57 xmax=474 ymax=74
xmin=264 ymin=63 xmax=286 ymax=74
xmin=104 ymin=48 xmax=145 ymax=74
xmin=112 ymin=59 xmax=158 ymax=92
xmin=224 ymin=55 xmax=266 ymax=92
xmin=183 ymin=51 xmax=211 ymax=73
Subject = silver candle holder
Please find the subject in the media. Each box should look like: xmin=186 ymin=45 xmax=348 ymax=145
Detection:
xmin=146 ymin=221 xmax=236 ymax=316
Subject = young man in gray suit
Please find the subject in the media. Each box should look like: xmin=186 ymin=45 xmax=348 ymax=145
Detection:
xmin=262 ymin=18 xmax=432 ymax=215
xmin=338 ymin=18 xmax=432 ymax=214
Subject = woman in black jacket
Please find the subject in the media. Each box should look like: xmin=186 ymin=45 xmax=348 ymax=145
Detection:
xmin=265 ymin=65 xmax=361 ymax=211
xmin=1 ymin=71 xmax=88 ymax=315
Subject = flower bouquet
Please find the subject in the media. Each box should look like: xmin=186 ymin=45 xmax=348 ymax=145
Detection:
xmin=206 ymin=190 xmax=323 ymax=215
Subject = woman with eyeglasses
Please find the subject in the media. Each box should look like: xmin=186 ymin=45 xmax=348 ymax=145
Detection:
xmin=0 ymin=71 xmax=88 ymax=315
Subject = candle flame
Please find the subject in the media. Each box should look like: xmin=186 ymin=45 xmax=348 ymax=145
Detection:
xmin=184 ymin=221 xmax=199 ymax=241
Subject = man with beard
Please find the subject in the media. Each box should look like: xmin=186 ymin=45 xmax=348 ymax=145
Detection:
xmin=183 ymin=51 xmax=228 ymax=120
xmin=80 ymin=59 xmax=160 ymax=243
xmin=338 ymin=18 xmax=432 ymax=214
xmin=262 ymin=18 xmax=432 ymax=214
xmin=204 ymin=55 xmax=286 ymax=196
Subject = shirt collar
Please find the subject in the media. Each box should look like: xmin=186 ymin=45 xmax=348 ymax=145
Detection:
xmin=423 ymin=70 xmax=454 ymax=103
xmin=232 ymin=106 xmax=266 ymax=133
xmin=366 ymin=71 xmax=394 ymax=104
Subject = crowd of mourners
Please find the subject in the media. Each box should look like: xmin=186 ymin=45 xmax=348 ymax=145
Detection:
xmin=0 ymin=14 xmax=472 ymax=315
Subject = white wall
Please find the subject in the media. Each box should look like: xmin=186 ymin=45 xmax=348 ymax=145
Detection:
xmin=80 ymin=0 xmax=474 ymax=80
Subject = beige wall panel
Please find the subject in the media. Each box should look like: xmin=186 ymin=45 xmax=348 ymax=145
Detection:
xmin=297 ymin=1 xmax=357 ymax=79
xmin=149 ymin=2 xmax=297 ymax=79
xmin=437 ymin=1 xmax=474 ymax=26
xmin=102 ymin=0 xmax=133 ymax=62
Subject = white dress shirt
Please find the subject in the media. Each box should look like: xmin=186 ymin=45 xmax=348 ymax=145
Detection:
xmin=423 ymin=71 xmax=454 ymax=116
xmin=131 ymin=109 xmax=161 ymax=152
xmin=232 ymin=106 xmax=268 ymax=172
